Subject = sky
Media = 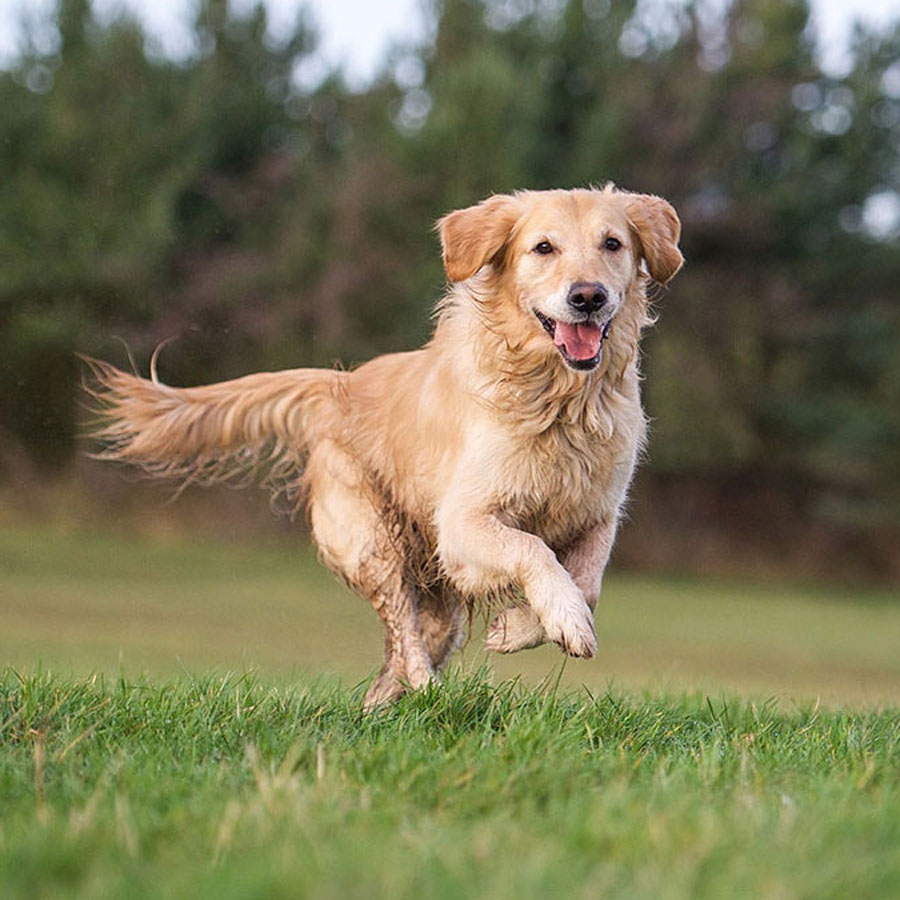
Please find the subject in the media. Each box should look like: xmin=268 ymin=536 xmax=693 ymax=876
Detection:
xmin=1 ymin=0 xmax=900 ymax=85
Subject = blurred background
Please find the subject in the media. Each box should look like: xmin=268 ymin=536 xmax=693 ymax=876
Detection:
xmin=1 ymin=0 xmax=900 ymax=701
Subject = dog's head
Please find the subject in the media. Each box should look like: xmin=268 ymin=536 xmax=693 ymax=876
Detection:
xmin=438 ymin=186 xmax=682 ymax=373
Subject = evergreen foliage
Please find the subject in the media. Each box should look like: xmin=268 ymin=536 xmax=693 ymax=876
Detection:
xmin=2 ymin=0 xmax=899 ymax=571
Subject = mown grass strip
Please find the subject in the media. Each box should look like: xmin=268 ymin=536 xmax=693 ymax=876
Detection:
xmin=1 ymin=668 xmax=899 ymax=899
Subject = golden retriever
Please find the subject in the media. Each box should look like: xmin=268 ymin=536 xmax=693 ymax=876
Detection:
xmin=87 ymin=185 xmax=683 ymax=708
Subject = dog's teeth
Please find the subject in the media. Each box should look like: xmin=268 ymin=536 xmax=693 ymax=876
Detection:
xmin=535 ymin=312 xmax=556 ymax=337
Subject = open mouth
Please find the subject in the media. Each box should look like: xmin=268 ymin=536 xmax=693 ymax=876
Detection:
xmin=535 ymin=311 xmax=612 ymax=371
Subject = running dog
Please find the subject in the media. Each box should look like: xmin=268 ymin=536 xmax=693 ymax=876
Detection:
xmin=87 ymin=185 xmax=683 ymax=708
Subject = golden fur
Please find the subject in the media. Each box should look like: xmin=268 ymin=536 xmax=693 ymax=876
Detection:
xmin=87 ymin=185 xmax=683 ymax=708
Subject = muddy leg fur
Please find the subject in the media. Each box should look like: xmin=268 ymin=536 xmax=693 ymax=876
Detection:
xmin=364 ymin=587 xmax=466 ymax=709
xmin=418 ymin=588 xmax=467 ymax=670
xmin=366 ymin=634 xmax=405 ymax=708
xmin=306 ymin=442 xmax=440 ymax=710
xmin=363 ymin=574 xmax=437 ymax=710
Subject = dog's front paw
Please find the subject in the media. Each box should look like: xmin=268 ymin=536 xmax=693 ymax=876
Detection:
xmin=485 ymin=606 xmax=546 ymax=653
xmin=536 ymin=588 xmax=597 ymax=659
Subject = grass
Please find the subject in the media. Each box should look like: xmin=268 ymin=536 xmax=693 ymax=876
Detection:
xmin=2 ymin=669 xmax=900 ymax=899
xmin=2 ymin=524 xmax=900 ymax=705
xmin=3 ymin=525 xmax=900 ymax=896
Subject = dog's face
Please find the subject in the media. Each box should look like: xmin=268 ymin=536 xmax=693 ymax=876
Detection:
xmin=439 ymin=187 xmax=683 ymax=372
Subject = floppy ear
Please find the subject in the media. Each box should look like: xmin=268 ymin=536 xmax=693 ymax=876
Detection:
xmin=625 ymin=193 xmax=684 ymax=284
xmin=437 ymin=194 xmax=522 ymax=283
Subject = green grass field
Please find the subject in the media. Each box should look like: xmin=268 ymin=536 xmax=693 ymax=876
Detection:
xmin=3 ymin=670 xmax=900 ymax=899
xmin=2 ymin=525 xmax=900 ymax=898
xmin=2 ymin=525 xmax=900 ymax=705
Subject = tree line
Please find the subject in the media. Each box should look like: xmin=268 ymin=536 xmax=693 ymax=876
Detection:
xmin=2 ymin=0 xmax=899 ymax=579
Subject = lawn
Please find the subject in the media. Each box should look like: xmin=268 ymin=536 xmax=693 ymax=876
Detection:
xmin=2 ymin=525 xmax=900 ymax=898
xmin=2 ymin=670 xmax=900 ymax=899
xmin=1 ymin=525 xmax=899 ymax=706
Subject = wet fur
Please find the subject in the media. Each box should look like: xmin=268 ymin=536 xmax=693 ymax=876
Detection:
xmin=87 ymin=185 xmax=682 ymax=709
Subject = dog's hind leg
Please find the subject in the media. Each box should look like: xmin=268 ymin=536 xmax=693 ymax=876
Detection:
xmin=363 ymin=571 xmax=437 ymax=710
xmin=417 ymin=588 xmax=467 ymax=671
xmin=307 ymin=442 xmax=435 ymax=710
xmin=366 ymin=634 xmax=404 ymax=708
xmin=365 ymin=587 xmax=464 ymax=707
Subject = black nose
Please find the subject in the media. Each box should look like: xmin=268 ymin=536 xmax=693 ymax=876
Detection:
xmin=566 ymin=282 xmax=608 ymax=315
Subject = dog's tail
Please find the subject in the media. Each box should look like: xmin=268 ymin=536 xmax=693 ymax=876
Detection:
xmin=83 ymin=357 xmax=346 ymax=503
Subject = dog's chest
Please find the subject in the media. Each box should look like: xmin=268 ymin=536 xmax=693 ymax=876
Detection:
xmin=494 ymin=420 xmax=638 ymax=548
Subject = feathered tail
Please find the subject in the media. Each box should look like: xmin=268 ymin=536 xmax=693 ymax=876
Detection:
xmin=83 ymin=357 xmax=346 ymax=504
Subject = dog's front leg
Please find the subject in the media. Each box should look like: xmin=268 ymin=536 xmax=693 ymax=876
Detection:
xmin=561 ymin=515 xmax=619 ymax=608
xmin=486 ymin=517 xmax=618 ymax=654
xmin=438 ymin=508 xmax=597 ymax=658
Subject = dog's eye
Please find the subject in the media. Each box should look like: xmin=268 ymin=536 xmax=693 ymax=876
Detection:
xmin=604 ymin=237 xmax=622 ymax=252
xmin=534 ymin=241 xmax=554 ymax=255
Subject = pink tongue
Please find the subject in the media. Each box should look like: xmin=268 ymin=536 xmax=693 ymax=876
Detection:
xmin=553 ymin=322 xmax=605 ymax=361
